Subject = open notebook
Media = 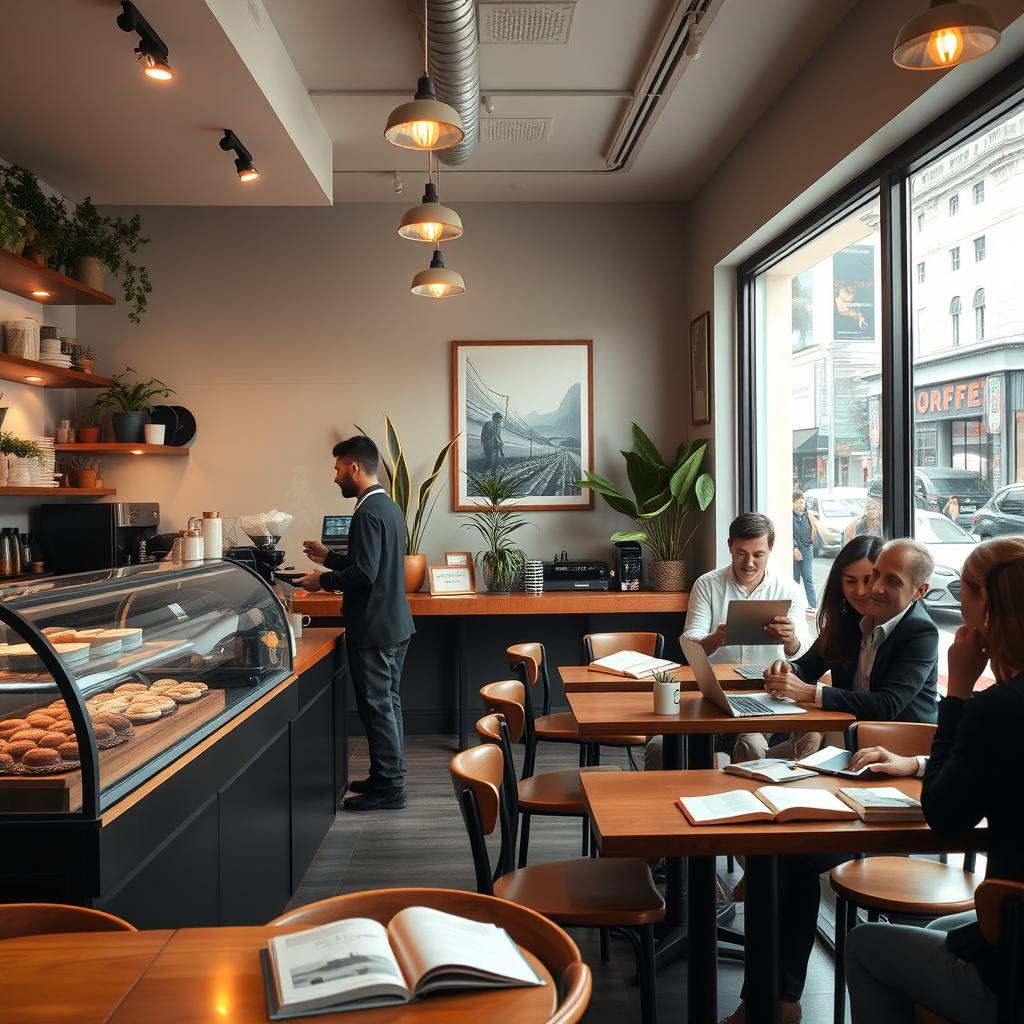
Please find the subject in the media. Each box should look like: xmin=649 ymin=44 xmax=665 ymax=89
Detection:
xmin=677 ymin=786 xmax=858 ymax=825
xmin=588 ymin=650 xmax=680 ymax=679
xmin=262 ymin=906 xmax=543 ymax=1018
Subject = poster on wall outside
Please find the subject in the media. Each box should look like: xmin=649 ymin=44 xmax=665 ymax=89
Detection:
xmin=451 ymin=340 xmax=594 ymax=511
xmin=833 ymin=244 xmax=875 ymax=341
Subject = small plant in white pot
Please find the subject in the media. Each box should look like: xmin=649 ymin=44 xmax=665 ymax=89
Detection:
xmin=579 ymin=425 xmax=715 ymax=592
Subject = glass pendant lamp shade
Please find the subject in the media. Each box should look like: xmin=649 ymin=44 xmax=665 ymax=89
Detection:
xmin=411 ymin=249 xmax=465 ymax=298
xmin=893 ymin=1 xmax=1000 ymax=70
xmin=385 ymin=75 xmax=464 ymax=151
xmin=399 ymin=182 xmax=463 ymax=242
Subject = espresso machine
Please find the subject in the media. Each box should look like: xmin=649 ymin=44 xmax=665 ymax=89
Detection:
xmin=226 ymin=533 xmax=286 ymax=585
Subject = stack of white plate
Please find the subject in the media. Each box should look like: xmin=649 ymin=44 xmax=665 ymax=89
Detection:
xmin=98 ymin=627 xmax=143 ymax=650
xmin=87 ymin=635 xmax=123 ymax=659
xmin=37 ymin=351 xmax=73 ymax=368
xmin=523 ymin=559 xmax=545 ymax=595
xmin=28 ymin=437 xmax=56 ymax=487
xmin=54 ymin=642 xmax=91 ymax=667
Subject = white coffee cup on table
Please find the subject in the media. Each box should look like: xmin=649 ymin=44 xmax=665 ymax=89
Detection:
xmin=653 ymin=679 xmax=680 ymax=715
xmin=288 ymin=612 xmax=311 ymax=638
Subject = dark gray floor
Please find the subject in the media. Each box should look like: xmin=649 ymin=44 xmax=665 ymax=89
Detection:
xmin=288 ymin=736 xmax=846 ymax=1023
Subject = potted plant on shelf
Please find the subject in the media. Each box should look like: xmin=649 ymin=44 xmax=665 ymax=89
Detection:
xmin=78 ymin=403 xmax=103 ymax=444
xmin=0 ymin=432 xmax=43 ymax=487
xmin=0 ymin=195 xmax=30 ymax=256
xmin=71 ymin=343 xmax=97 ymax=374
xmin=579 ymin=425 xmax=715 ymax=592
xmin=95 ymin=368 xmax=174 ymax=443
xmin=59 ymin=456 xmax=100 ymax=489
xmin=0 ymin=165 xmax=71 ymax=268
xmin=461 ymin=469 xmax=534 ymax=593
xmin=66 ymin=197 xmax=151 ymax=323
xmin=356 ymin=413 xmax=459 ymax=593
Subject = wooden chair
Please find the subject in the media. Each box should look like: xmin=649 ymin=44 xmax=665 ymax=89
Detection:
xmin=831 ymin=721 xmax=979 ymax=1024
xmin=583 ymin=632 xmax=665 ymax=662
xmin=451 ymin=743 xmax=664 ymax=1024
xmin=506 ymin=642 xmax=645 ymax=771
xmin=478 ymin=684 xmax=620 ymax=864
xmin=269 ymin=886 xmax=592 ymax=1024
xmin=913 ymin=880 xmax=1024 ymax=1024
xmin=0 ymin=903 xmax=136 ymax=941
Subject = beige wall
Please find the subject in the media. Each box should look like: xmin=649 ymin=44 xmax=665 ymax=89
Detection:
xmin=680 ymin=0 xmax=1024 ymax=576
xmin=77 ymin=202 xmax=688 ymax=570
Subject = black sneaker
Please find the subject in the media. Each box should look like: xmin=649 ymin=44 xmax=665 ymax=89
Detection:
xmin=342 ymin=787 xmax=408 ymax=811
xmin=347 ymin=777 xmax=377 ymax=794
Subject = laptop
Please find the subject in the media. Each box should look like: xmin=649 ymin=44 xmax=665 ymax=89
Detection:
xmin=321 ymin=514 xmax=352 ymax=554
xmin=681 ymin=638 xmax=807 ymax=718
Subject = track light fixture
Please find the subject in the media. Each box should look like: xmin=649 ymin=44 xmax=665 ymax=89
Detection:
xmin=116 ymin=1 xmax=173 ymax=81
xmin=685 ymin=12 xmax=702 ymax=60
xmin=219 ymin=130 xmax=259 ymax=182
xmin=893 ymin=1 xmax=1000 ymax=70
xmin=411 ymin=248 xmax=465 ymax=298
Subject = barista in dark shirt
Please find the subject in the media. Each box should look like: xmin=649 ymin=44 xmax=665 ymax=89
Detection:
xmin=299 ymin=436 xmax=415 ymax=810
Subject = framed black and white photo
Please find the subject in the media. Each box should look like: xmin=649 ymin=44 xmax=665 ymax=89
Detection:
xmin=451 ymin=340 xmax=594 ymax=511
xmin=690 ymin=313 xmax=712 ymax=427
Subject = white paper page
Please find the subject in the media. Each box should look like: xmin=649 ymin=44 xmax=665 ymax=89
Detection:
xmin=679 ymin=790 xmax=770 ymax=823
xmin=271 ymin=917 xmax=408 ymax=1008
xmin=798 ymin=746 xmax=870 ymax=774
xmin=757 ymin=786 xmax=851 ymax=814
xmin=590 ymin=651 xmax=679 ymax=677
xmin=389 ymin=906 xmax=540 ymax=991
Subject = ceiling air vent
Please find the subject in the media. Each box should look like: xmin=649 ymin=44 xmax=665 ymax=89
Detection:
xmin=478 ymin=2 xmax=576 ymax=45
xmin=480 ymin=117 xmax=552 ymax=143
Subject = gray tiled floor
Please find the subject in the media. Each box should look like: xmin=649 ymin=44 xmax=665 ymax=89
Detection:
xmin=289 ymin=736 xmax=847 ymax=1023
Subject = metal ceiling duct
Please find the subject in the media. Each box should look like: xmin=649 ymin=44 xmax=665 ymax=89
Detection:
xmin=415 ymin=0 xmax=479 ymax=165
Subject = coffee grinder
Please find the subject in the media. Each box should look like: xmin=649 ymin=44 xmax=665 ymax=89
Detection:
xmin=226 ymin=532 xmax=286 ymax=584
xmin=614 ymin=540 xmax=643 ymax=591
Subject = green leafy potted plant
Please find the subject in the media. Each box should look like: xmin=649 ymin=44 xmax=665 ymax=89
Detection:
xmin=0 ymin=197 xmax=30 ymax=256
xmin=95 ymin=368 xmax=174 ymax=443
xmin=579 ymin=425 xmax=715 ymax=592
xmin=461 ymin=469 xmax=534 ymax=593
xmin=78 ymin=403 xmax=103 ymax=444
xmin=0 ymin=432 xmax=43 ymax=486
xmin=356 ymin=413 xmax=459 ymax=592
xmin=60 ymin=456 xmax=100 ymax=489
xmin=67 ymin=197 xmax=151 ymax=323
xmin=0 ymin=165 xmax=70 ymax=268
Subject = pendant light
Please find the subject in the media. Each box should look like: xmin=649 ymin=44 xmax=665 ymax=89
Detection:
xmin=399 ymin=153 xmax=463 ymax=243
xmin=385 ymin=0 xmax=464 ymax=151
xmin=411 ymin=248 xmax=465 ymax=298
xmin=894 ymin=1 xmax=1000 ymax=70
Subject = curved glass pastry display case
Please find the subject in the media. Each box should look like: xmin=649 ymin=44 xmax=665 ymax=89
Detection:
xmin=0 ymin=561 xmax=292 ymax=816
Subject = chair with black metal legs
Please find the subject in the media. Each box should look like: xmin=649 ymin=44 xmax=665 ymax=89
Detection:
xmin=831 ymin=721 xmax=980 ymax=1024
xmin=451 ymin=741 xmax=664 ymax=1024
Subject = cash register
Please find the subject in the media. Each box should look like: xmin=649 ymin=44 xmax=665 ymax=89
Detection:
xmin=322 ymin=514 xmax=352 ymax=556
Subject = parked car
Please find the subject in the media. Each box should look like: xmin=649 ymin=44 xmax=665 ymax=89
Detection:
xmin=916 ymin=510 xmax=978 ymax=610
xmin=802 ymin=487 xmax=867 ymax=555
xmin=867 ymin=468 xmax=991 ymax=529
xmin=972 ymin=484 xmax=1024 ymax=539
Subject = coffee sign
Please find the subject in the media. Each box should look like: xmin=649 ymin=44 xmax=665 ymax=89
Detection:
xmin=914 ymin=378 xmax=986 ymax=421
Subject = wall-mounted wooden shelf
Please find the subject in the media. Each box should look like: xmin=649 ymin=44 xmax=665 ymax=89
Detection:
xmin=0 ymin=353 xmax=114 ymax=389
xmin=0 ymin=487 xmax=116 ymax=496
xmin=0 ymin=249 xmax=116 ymax=306
xmin=54 ymin=444 xmax=189 ymax=456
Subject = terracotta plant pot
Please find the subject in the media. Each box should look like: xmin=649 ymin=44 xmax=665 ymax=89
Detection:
xmin=77 ymin=359 xmax=94 ymax=374
xmin=73 ymin=255 xmax=106 ymax=292
xmin=648 ymin=559 xmax=686 ymax=592
xmin=69 ymin=469 xmax=98 ymax=489
xmin=78 ymin=427 xmax=101 ymax=444
xmin=404 ymin=553 xmax=428 ymax=593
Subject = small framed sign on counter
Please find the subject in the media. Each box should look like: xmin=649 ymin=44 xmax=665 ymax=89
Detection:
xmin=429 ymin=564 xmax=476 ymax=596
xmin=444 ymin=551 xmax=473 ymax=567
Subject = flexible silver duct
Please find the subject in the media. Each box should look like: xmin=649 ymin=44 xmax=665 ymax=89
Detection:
xmin=416 ymin=0 xmax=479 ymax=165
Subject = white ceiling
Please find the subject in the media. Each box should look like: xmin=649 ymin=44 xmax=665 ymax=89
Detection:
xmin=0 ymin=0 xmax=860 ymax=205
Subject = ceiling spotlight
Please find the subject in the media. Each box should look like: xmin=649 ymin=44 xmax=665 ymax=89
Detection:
xmin=385 ymin=0 xmax=464 ymax=151
xmin=411 ymin=248 xmax=465 ymax=299
xmin=116 ymin=1 xmax=174 ymax=81
xmin=30 ymin=290 xmax=53 ymax=298
xmin=219 ymin=130 xmax=259 ymax=182
xmin=685 ymin=12 xmax=702 ymax=60
xmin=894 ymin=1 xmax=1000 ymax=70
xmin=393 ymin=172 xmax=404 ymax=195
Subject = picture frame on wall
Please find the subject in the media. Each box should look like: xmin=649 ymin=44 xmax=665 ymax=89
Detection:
xmin=451 ymin=340 xmax=594 ymax=512
xmin=690 ymin=312 xmax=712 ymax=427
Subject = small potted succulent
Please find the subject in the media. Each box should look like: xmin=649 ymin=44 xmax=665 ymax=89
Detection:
xmin=78 ymin=403 xmax=103 ymax=444
xmin=95 ymin=368 xmax=174 ymax=443
xmin=71 ymin=342 xmax=97 ymax=374
xmin=60 ymin=456 xmax=101 ymax=489
xmin=460 ymin=469 xmax=534 ymax=593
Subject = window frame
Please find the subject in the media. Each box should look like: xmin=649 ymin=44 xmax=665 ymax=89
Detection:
xmin=950 ymin=245 xmax=961 ymax=271
xmin=974 ymin=180 xmax=986 ymax=204
xmin=974 ymin=235 xmax=986 ymax=261
xmin=949 ymin=194 xmax=960 ymax=216
xmin=737 ymin=55 xmax=1024 ymax=540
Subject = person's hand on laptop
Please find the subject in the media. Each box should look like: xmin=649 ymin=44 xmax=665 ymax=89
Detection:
xmin=700 ymin=622 xmax=727 ymax=656
xmin=764 ymin=664 xmax=816 ymax=704
xmin=303 ymin=540 xmax=329 ymax=565
xmin=763 ymin=615 xmax=800 ymax=656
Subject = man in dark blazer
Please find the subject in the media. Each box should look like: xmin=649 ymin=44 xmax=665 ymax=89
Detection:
xmin=299 ymin=436 xmax=415 ymax=811
xmin=724 ymin=538 xmax=940 ymax=1024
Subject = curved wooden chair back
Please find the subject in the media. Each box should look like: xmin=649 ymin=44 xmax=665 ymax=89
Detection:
xmin=507 ymin=643 xmax=541 ymax=685
xmin=268 ymin=888 xmax=590 ymax=1022
xmin=584 ymin=632 xmax=664 ymax=662
xmin=451 ymin=744 xmax=504 ymax=835
xmin=976 ymin=878 xmax=1024 ymax=945
xmin=476 ymin=712 xmax=504 ymax=745
xmin=847 ymin=721 xmax=937 ymax=757
xmin=0 ymin=903 xmax=136 ymax=941
xmin=479 ymin=681 xmax=527 ymax=743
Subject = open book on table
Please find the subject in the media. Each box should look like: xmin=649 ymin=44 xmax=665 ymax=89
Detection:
xmin=796 ymin=745 xmax=873 ymax=779
xmin=588 ymin=650 xmax=680 ymax=679
xmin=723 ymin=758 xmax=817 ymax=784
xmin=677 ymin=786 xmax=859 ymax=825
xmin=262 ymin=906 xmax=543 ymax=1018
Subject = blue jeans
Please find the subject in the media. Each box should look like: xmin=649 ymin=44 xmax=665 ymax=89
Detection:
xmin=348 ymin=639 xmax=410 ymax=791
xmin=793 ymin=545 xmax=815 ymax=607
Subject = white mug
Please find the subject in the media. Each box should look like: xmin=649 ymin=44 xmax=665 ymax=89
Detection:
xmin=288 ymin=612 xmax=311 ymax=638
xmin=144 ymin=423 xmax=166 ymax=445
xmin=653 ymin=679 xmax=680 ymax=715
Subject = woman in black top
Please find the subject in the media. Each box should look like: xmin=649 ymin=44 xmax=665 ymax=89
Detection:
xmin=844 ymin=537 xmax=1024 ymax=1023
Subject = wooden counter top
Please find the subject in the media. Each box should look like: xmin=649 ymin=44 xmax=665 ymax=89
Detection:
xmin=293 ymin=589 xmax=688 ymax=617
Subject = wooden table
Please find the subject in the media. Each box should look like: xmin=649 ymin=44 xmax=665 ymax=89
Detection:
xmin=295 ymin=589 xmax=689 ymax=749
xmin=558 ymin=663 xmax=765 ymax=693
xmin=0 ymin=926 xmax=559 ymax=1023
xmin=581 ymin=770 xmax=986 ymax=1024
